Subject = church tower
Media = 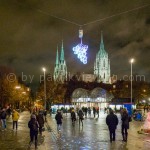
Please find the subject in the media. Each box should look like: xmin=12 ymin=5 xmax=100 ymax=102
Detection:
xmin=94 ymin=32 xmax=110 ymax=83
xmin=54 ymin=41 xmax=67 ymax=82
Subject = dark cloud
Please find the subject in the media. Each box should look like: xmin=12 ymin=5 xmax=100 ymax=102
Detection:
xmin=146 ymin=18 xmax=150 ymax=25
xmin=0 ymin=0 xmax=150 ymax=85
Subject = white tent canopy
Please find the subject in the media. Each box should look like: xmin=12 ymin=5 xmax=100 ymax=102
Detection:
xmin=72 ymin=87 xmax=114 ymax=103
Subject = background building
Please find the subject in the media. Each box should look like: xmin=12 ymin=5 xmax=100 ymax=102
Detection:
xmin=94 ymin=32 xmax=111 ymax=83
xmin=53 ymin=41 xmax=67 ymax=83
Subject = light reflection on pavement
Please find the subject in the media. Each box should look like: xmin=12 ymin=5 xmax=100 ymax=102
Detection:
xmin=48 ymin=112 xmax=150 ymax=150
xmin=0 ymin=111 xmax=150 ymax=150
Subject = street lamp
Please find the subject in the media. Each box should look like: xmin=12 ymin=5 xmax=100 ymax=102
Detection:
xmin=15 ymin=86 xmax=21 ymax=89
xmin=42 ymin=67 xmax=46 ymax=110
xmin=130 ymin=58 xmax=134 ymax=111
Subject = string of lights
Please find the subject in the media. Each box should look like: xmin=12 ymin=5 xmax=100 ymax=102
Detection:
xmin=81 ymin=3 xmax=150 ymax=26
xmin=14 ymin=2 xmax=150 ymax=27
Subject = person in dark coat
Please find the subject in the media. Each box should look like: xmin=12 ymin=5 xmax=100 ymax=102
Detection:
xmin=78 ymin=109 xmax=84 ymax=126
xmin=106 ymin=109 xmax=118 ymax=142
xmin=55 ymin=110 xmax=63 ymax=131
xmin=93 ymin=107 xmax=96 ymax=118
xmin=84 ymin=107 xmax=88 ymax=118
xmin=71 ymin=109 xmax=76 ymax=126
xmin=28 ymin=114 xmax=39 ymax=149
xmin=36 ymin=111 xmax=44 ymax=135
xmin=43 ymin=109 xmax=47 ymax=122
xmin=121 ymin=108 xmax=130 ymax=142
xmin=0 ymin=108 xmax=7 ymax=130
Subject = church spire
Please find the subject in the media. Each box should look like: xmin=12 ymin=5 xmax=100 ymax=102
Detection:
xmin=100 ymin=31 xmax=104 ymax=50
xmin=55 ymin=46 xmax=59 ymax=65
xmin=94 ymin=32 xmax=110 ymax=83
xmin=60 ymin=40 xmax=64 ymax=61
xmin=101 ymin=31 xmax=103 ymax=43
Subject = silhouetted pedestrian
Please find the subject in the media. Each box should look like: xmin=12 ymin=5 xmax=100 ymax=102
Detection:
xmin=88 ymin=107 xmax=91 ymax=118
xmin=96 ymin=106 xmax=99 ymax=118
xmin=106 ymin=109 xmax=118 ymax=142
xmin=0 ymin=108 xmax=7 ymax=131
xmin=55 ymin=110 xmax=63 ymax=131
xmin=71 ymin=109 xmax=76 ymax=126
xmin=121 ymin=108 xmax=131 ymax=142
xmin=93 ymin=107 xmax=96 ymax=118
xmin=28 ymin=114 xmax=39 ymax=149
xmin=78 ymin=109 xmax=84 ymax=126
xmin=43 ymin=110 xmax=47 ymax=122
xmin=36 ymin=111 xmax=44 ymax=135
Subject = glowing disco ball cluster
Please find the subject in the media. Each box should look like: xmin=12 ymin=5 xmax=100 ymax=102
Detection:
xmin=73 ymin=43 xmax=88 ymax=64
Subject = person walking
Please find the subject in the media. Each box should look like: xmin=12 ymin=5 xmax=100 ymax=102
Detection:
xmin=71 ymin=109 xmax=76 ymax=126
xmin=43 ymin=109 xmax=47 ymax=122
xmin=0 ymin=108 xmax=7 ymax=131
xmin=84 ymin=107 xmax=88 ymax=118
xmin=28 ymin=114 xmax=39 ymax=149
xmin=106 ymin=109 xmax=118 ymax=142
xmin=12 ymin=109 xmax=20 ymax=130
xmin=36 ymin=111 xmax=44 ymax=135
xmin=96 ymin=106 xmax=99 ymax=118
xmin=49 ymin=107 xmax=52 ymax=116
xmin=55 ymin=110 xmax=63 ymax=131
xmin=121 ymin=108 xmax=131 ymax=142
xmin=88 ymin=107 xmax=91 ymax=118
xmin=93 ymin=107 xmax=96 ymax=118
xmin=78 ymin=109 xmax=84 ymax=126
xmin=7 ymin=107 xmax=12 ymax=118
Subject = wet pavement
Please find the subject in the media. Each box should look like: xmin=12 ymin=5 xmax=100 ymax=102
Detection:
xmin=0 ymin=111 xmax=57 ymax=150
xmin=0 ymin=111 xmax=150 ymax=150
xmin=0 ymin=111 xmax=30 ymax=149
xmin=48 ymin=112 xmax=150 ymax=150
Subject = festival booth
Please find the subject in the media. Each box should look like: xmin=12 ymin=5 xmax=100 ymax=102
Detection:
xmin=51 ymin=104 xmax=73 ymax=114
xmin=109 ymin=98 xmax=135 ymax=113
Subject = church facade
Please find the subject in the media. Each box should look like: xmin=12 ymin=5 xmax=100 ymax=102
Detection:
xmin=53 ymin=41 xmax=67 ymax=82
xmin=94 ymin=33 xmax=111 ymax=83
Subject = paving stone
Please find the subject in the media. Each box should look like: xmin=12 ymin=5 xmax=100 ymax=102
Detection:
xmin=1 ymin=111 xmax=150 ymax=150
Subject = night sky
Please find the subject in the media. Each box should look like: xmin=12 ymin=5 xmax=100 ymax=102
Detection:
xmin=0 ymin=0 xmax=150 ymax=84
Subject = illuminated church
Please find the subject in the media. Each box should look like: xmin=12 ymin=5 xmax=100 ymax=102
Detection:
xmin=53 ymin=41 xmax=67 ymax=82
xmin=94 ymin=33 xmax=111 ymax=83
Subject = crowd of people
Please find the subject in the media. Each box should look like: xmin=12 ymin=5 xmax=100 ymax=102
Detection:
xmin=0 ymin=107 xmax=20 ymax=131
xmin=54 ymin=106 xmax=132 ymax=144
xmin=0 ymin=106 xmax=140 ymax=149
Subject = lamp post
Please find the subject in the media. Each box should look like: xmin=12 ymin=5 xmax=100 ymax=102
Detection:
xmin=42 ymin=68 xmax=46 ymax=110
xmin=130 ymin=58 xmax=134 ymax=112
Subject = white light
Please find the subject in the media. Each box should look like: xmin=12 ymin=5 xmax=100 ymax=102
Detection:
xmin=72 ymin=43 xmax=88 ymax=64
xmin=15 ymin=86 xmax=21 ymax=89
xmin=130 ymin=58 xmax=134 ymax=63
xmin=42 ymin=68 xmax=46 ymax=72
xmin=142 ymin=100 xmax=146 ymax=103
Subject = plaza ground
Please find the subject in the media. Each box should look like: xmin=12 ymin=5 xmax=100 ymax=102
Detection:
xmin=0 ymin=111 xmax=150 ymax=150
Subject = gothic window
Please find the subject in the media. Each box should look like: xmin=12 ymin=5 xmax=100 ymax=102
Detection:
xmin=104 ymin=73 xmax=105 ymax=79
